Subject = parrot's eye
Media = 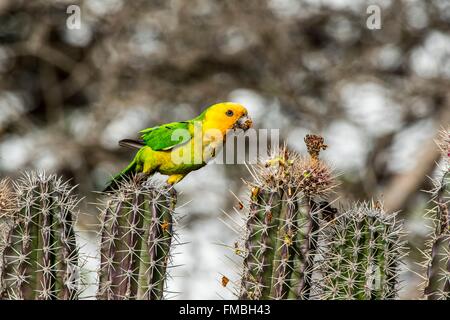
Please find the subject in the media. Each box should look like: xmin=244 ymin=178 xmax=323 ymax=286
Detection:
xmin=225 ymin=110 xmax=234 ymax=117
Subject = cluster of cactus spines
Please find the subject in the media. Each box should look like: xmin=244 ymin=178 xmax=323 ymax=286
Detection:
xmin=97 ymin=175 xmax=178 ymax=300
xmin=0 ymin=178 xmax=15 ymax=217
xmin=0 ymin=172 xmax=80 ymax=300
xmin=423 ymin=129 xmax=450 ymax=299
xmin=317 ymin=202 xmax=406 ymax=300
xmin=239 ymin=136 xmax=337 ymax=300
xmin=0 ymin=179 xmax=15 ymax=282
xmin=0 ymin=179 xmax=15 ymax=243
xmin=437 ymin=128 xmax=450 ymax=161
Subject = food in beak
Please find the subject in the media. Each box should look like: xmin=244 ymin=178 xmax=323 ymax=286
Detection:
xmin=236 ymin=115 xmax=253 ymax=131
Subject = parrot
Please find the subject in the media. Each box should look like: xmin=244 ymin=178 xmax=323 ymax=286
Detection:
xmin=104 ymin=102 xmax=252 ymax=191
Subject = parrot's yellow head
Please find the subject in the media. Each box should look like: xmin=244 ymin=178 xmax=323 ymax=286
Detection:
xmin=203 ymin=102 xmax=253 ymax=133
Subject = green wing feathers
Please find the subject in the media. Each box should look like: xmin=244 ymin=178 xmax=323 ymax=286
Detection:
xmin=105 ymin=120 xmax=194 ymax=192
xmin=140 ymin=121 xmax=192 ymax=151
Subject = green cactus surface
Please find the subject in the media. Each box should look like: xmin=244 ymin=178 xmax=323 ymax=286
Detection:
xmin=318 ymin=202 xmax=406 ymax=300
xmin=239 ymin=137 xmax=336 ymax=300
xmin=97 ymin=175 xmax=177 ymax=300
xmin=423 ymin=134 xmax=449 ymax=300
xmin=0 ymin=172 xmax=80 ymax=300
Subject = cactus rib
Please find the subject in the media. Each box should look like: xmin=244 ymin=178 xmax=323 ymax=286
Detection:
xmin=0 ymin=172 xmax=80 ymax=300
xmin=423 ymin=134 xmax=449 ymax=299
xmin=318 ymin=202 xmax=406 ymax=300
xmin=97 ymin=175 xmax=177 ymax=300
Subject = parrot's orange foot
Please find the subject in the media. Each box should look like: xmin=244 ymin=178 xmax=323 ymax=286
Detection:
xmin=167 ymin=174 xmax=185 ymax=185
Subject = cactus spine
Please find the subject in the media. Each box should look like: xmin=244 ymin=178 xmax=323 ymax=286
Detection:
xmin=423 ymin=129 xmax=450 ymax=299
xmin=0 ymin=172 xmax=80 ymax=300
xmin=239 ymin=136 xmax=336 ymax=300
xmin=97 ymin=175 xmax=177 ymax=300
xmin=0 ymin=178 xmax=15 ymax=218
xmin=0 ymin=178 xmax=15 ymax=246
xmin=318 ymin=202 xmax=406 ymax=300
xmin=0 ymin=179 xmax=15 ymax=283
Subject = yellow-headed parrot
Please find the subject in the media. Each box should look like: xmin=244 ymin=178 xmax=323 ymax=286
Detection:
xmin=104 ymin=102 xmax=252 ymax=191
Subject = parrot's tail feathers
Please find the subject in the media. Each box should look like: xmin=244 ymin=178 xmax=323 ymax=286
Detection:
xmin=119 ymin=139 xmax=145 ymax=150
xmin=103 ymin=159 xmax=138 ymax=193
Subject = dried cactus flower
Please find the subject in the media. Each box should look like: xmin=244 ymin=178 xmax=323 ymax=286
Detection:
xmin=1 ymin=172 xmax=81 ymax=300
xmin=304 ymin=134 xmax=328 ymax=161
xmin=97 ymin=175 xmax=178 ymax=300
xmin=253 ymin=143 xmax=336 ymax=199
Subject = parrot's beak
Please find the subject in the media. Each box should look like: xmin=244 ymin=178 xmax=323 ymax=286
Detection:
xmin=235 ymin=115 xmax=253 ymax=131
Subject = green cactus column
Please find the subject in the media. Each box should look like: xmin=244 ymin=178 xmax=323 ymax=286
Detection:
xmin=424 ymin=232 xmax=450 ymax=300
xmin=97 ymin=175 xmax=177 ymax=300
xmin=318 ymin=202 xmax=406 ymax=300
xmin=424 ymin=129 xmax=449 ymax=300
xmin=239 ymin=180 xmax=285 ymax=299
xmin=239 ymin=135 xmax=336 ymax=300
xmin=0 ymin=172 xmax=80 ymax=300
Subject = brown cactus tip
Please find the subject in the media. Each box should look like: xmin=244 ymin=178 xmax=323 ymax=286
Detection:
xmin=293 ymin=155 xmax=336 ymax=197
xmin=374 ymin=199 xmax=384 ymax=211
xmin=304 ymin=134 xmax=328 ymax=161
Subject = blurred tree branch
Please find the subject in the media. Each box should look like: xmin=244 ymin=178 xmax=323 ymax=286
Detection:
xmin=383 ymin=101 xmax=450 ymax=213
